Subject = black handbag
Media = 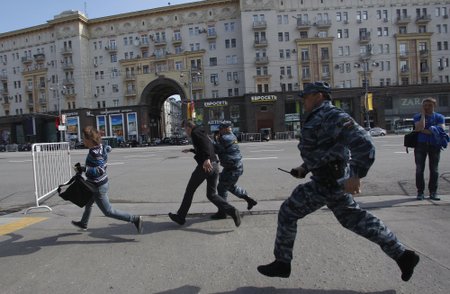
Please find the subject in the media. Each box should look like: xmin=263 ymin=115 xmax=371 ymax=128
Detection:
xmin=57 ymin=174 xmax=97 ymax=207
xmin=404 ymin=131 xmax=418 ymax=153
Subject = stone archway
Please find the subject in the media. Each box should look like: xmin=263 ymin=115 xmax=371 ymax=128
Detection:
xmin=139 ymin=77 xmax=187 ymax=139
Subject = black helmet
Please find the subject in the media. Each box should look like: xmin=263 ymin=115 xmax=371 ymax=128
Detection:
xmin=298 ymin=81 xmax=331 ymax=97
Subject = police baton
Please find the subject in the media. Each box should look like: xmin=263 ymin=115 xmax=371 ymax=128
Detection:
xmin=277 ymin=168 xmax=291 ymax=174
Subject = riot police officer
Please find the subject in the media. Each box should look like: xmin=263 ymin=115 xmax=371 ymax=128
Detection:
xmin=211 ymin=122 xmax=257 ymax=219
xmin=257 ymin=81 xmax=419 ymax=282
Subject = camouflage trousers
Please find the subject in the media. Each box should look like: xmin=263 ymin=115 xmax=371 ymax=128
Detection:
xmin=274 ymin=179 xmax=405 ymax=263
xmin=217 ymin=166 xmax=248 ymax=201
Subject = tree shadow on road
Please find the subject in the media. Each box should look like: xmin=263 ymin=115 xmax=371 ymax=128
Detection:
xmin=213 ymin=287 xmax=396 ymax=294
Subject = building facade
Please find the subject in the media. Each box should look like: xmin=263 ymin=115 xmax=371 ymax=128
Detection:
xmin=1 ymin=0 xmax=450 ymax=144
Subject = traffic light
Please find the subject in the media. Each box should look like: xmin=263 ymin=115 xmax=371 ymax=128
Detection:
xmin=367 ymin=92 xmax=373 ymax=111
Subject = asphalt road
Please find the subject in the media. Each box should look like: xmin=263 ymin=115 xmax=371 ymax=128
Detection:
xmin=1 ymin=135 xmax=450 ymax=214
xmin=0 ymin=135 xmax=449 ymax=293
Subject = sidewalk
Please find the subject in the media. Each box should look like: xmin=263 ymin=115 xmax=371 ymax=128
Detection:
xmin=0 ymin=195 xmax=449 ymax=294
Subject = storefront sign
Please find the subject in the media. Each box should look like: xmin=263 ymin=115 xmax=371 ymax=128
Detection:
xmin=285 ymin=113 xmax=300 ymax=122
xmin=208 ymin=120 xmax=231 ymax=125
xmin=251 ymin=95 xmax=277 ymax=103
xmin=204 ymin=101 xmax=228 ymax=107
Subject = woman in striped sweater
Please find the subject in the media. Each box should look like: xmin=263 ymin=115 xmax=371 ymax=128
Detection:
xmin=71 ymin=126 xmax=143 ymax=234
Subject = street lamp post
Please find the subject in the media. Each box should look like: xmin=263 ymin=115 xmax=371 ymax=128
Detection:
xmin=50 ymin=84 xmax=66 ymax=142
xmin=180 ymin=68 xmax=201 ymax=120
xmin=355 ymin=62 xmax=372 ymax=129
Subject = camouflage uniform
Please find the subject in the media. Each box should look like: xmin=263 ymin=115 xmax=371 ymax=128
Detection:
xmin=214 ymin=132 xmax=248 ymax=201
xmin=274 ymin=100 xmax=406 ymax=263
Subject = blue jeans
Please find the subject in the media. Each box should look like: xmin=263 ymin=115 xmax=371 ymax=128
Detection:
xmin=79 ymin=182 xmax=137 ymax=226
xmin=414 ymin=142 xmax=441 ymax=194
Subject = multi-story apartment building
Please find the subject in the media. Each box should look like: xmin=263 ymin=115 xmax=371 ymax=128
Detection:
xmin=1 ymin=0 xmax=450 ymax=144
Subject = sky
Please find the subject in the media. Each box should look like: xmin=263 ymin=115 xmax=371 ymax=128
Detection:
xmin=0 ymin=0 xmax=199 ymax=34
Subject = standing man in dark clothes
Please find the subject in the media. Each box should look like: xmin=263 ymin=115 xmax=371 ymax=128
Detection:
xmin=168 ymin=120 xmax=241 ymax=227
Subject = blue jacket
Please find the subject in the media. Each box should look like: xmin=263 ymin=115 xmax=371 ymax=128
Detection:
xmin=299 ymin=100 xmax=375 ymax=179
xmin=213 ymin=132 xmax=242 ymax=168
xmin=429 ymin=125 xmax=449 ymax=150
xmin=85 ymin=144 xmax=111 ymax=186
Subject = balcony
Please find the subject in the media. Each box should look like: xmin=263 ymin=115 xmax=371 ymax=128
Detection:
xmin=62 ymin=62 xmax=74 ymax=70
xmin=399 ymin=51 xmax=409 ymax=59
xmin=315 ymin=20 xmax=332 ymax=29
xmin=105 ymin=45 xmax=118 ymax=53
xmin=21 ymin=56 xmax=33 ymax=64
xmin=153 ymin=38 xmax=167 ymax=46
xmin=27 ymin=99 xmax=34 ymax=107
xmin=125 ymin=90 xmax=137 ymax=97
xmin=253 ymin=39 xmax=268 ymax=48
xmin=301 ymin=74 xmax=311 ymax=81
xmin=63 ymin=92 xmax=77 ymax=100
xmin=34 ymin=53 xmax=45 ymax=62
xmin=296 ymin=20 xmax=312 ymax=30
xmin=0 ymin=89 xmax=9 ymax=96
xmin=139 ymin=41 xmax=150 ymax=49
xmin=400 ymin=66 xmax=410 ymax=75
xmin=63 ymin=78 xmax=75 ymax=86
xmin=26 ymin=85 xmax=33 ymax=92
xmin=415 ymin=15 xmax=431 ymax=24
xmin=252 ymin=20 xmax=267 ymax=30
xmin=39 ymin=98 xmax=47 ymax=105
xmin=125 ymin=74 xmax=136 ymax=81
xmin=419 ymin=49 xmax=429 ymax=56
xmin=207 ymin=31 xmax=217 ymax=40
xmin=61 ymin=47 xmax=73 ymax=55
xmin=301 ymin=57 xmax=310 ymax=64
xmin=359 ymin=33 xmax=371 ymax=44
xmin=255 ymin=56 xmax=269 ymax=65
xmin=0 ymin=74 xmax=7 ymax=81
xmin=395 ymin=16 xmax=411 ymax=25
xmin=172 ymin=36 xmax=182 ymax=45
xmin=191 ymin=80 xmax=204 ymax=90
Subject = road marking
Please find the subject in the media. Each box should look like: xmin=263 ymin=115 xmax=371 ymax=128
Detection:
xmin=250 ymin=149 xmax=284 ymax=152
xmin=108 ymin=162 xmax=125 ymax=165
xmin=394 ymin=151 xmax=408 ymax=154
xmin=0 ymin=217 xmax=47 ymax=236
xmin=8 ymin=160 xmax=32 ymax=163
xmin=243 ymin=157 xmax=278 ymax=160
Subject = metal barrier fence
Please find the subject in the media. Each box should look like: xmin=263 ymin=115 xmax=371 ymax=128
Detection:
xmin=274 ymin=131 xmax=296 ymax=140
xmin=240 ymin=133 xmax=262 ymax=142
xmin=25 ymin=142 xmax=72 ymax=214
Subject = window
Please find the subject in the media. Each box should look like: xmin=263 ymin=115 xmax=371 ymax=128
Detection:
xmin=337 ymin=29 xmax=343 ymax=38
xmin=209 ymin=57 xmax=217 ymax=66
xmin=278 ymin=32 xmax=283 ymax=42
xmin=336 ymin=12 xmax=342 ymax=21
xmin=212 ymin=90 xmax=219 ymax=98
xmin=210 ymin=73 xmax=218 ymax=84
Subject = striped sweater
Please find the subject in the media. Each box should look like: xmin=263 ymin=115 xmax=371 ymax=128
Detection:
xmin=85 ymin=144 xmax=111 ymax=186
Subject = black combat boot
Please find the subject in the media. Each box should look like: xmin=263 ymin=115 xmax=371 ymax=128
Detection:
xmin=245 ymin=197 xmax=258 ymax=210
xmin=396 ymin=250 xmax=420 ymax=281
xmin=257 ymin=260 xmax=291 ymax=278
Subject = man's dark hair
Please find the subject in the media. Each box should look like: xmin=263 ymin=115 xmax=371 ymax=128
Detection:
xmin=181 ymin=120 xmax=196 ymax=128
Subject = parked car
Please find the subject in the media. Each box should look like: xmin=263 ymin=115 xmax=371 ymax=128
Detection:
xmin=171 ymin=137 xmax=189 ymax=145
xmin=0 ymin=144 xmax=6 ymax=152
xmin=369 ymin=127 xmax=387 ymax=136
xmin=18 ymin=143 xmax=32 ymax=151
xmin=161 ymin=137 xmax=172 ymax=144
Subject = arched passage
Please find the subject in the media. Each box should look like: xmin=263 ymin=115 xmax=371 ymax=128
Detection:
xmin=139 ymin=77 xmax=187 ymax=139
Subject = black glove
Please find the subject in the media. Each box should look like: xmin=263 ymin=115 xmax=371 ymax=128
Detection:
xmin=290 ymin=168 xmax=299 ymax=177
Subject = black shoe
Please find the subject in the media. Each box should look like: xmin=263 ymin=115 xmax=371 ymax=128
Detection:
xmin=168 ymin=213 xmax=186 ymax=225
xmin=229 ymin=209 xmax=241 ymax=227
xmin=257 ymin=260 xmax=291 ymax=278
xmin=246 ymin=198 xmax=258 ymax=210
xmin=71 ymin=220 xmax=87 ymax=231
xmin=133 ymin=216 xmax=144 ymax=234
xmin=396 ymin=250 xmax=420 ymax=282
xmin=210 ymin=211 xmax=227 ymax=220
xmin=416 ymin=193 xmax=424 ymax=200
xmin=430 ymin=193 xmax=441 ymax=201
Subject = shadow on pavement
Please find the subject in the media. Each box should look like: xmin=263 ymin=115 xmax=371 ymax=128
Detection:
xmin=153 ymin=285 xmax=201 ymax=294
xmin=213 ymin=287 xmax=396 ymax=294
xmin=0 ymin=232 xmax=136 ymax=258
xmin=359 ymin=197 xmax=417 ymax=210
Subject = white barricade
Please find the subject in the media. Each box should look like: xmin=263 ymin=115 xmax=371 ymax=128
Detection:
xmin=241 ymin=133 xmax=261 ymax=142
xmin=25 ymin=142 xmax=72 ymax=214
xmin=275 ymin=131 xmax=296 ymax=140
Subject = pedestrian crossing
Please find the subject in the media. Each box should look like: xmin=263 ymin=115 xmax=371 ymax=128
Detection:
xmin=0 ymin=217 xmax=47 ymax=235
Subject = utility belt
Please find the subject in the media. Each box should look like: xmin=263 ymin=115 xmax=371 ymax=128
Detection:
xmin=311 ymin=161 xmax=346 ymax=187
